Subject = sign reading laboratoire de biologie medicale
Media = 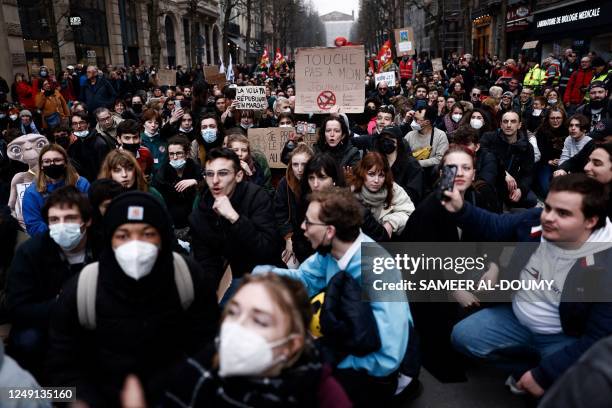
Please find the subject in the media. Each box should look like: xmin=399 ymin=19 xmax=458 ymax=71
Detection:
xmin=360 ymin=242 xmax=612 ymax=303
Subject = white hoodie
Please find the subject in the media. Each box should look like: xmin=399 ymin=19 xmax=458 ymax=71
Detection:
xmin=513 ymin=218 xmax=612 ymax=334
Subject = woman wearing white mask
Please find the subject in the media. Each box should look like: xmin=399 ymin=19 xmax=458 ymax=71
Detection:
xmin=458 ymin=108 xmax=493 ymax=138
xmin=190 ymin=113 xmax=224 ymax=166
xmin=163 ymin=272 xmax=351 ymax=408
xmin=440 ymin=103 xmax=465 ymax=141
xmin=47 ymin=191 xmax=220 ymax=407
xmin=152 ymin=135 xmax=203 ymax=236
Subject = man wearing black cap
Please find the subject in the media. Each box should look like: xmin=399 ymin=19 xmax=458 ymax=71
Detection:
xmin=577 ymin=82 xmax=610 ymax=132
xmin=46 ymin=191 xmax=219 ymax=407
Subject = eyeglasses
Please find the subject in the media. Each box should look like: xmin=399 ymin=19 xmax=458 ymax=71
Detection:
xmin=168 ymin=151 xmax=185 ymax=158
xmin=71 ymin=120 xmax=87 ymax=128
xmin=98 ymin=116 xmax=112 ymax=122
xmin=42 ymin=158 xmax=65 ymax=166
xmin=303 ymin=217 xmax=327 ymax=228
xmin=204 ymin=169 xmax=234 ymax=179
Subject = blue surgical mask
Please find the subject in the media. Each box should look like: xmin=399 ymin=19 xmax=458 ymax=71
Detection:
xmin=49 ymin=223 xmax=84 ymax=251
xmin=170 ymin=159 xmax=186 ymax=169
xmin=201 ymin=128 xmax=217 ymax=143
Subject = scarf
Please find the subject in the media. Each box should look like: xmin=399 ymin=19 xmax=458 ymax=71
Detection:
xmin=357 ymin=187 xmax=388 ymax=219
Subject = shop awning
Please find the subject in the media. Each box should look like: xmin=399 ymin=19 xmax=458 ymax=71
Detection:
xmin=522 ymin=40 xmax=539 ymax=49
xmin=228 ymin=36 xmax=246 ymax=51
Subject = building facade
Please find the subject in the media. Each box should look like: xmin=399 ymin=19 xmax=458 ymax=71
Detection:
xmin=0 ymin=0 xmax=223 ymax=80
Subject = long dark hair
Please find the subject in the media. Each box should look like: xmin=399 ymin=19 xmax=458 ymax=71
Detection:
xmin=315 ymin=116 xmax=350 ymax=152
xmin=300 ymin=153 xmax=346 ymax=199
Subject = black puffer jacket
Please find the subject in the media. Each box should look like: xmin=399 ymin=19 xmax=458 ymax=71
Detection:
xmin=67 ymin=130 xmax=111 ymax=183
xmin=46 ymin=193 xmax=220 ymax=408
xmin=314 ymin=140 xmax=361 ymax=169
xmin=479 ymin=129 xmax=535 ymax=197
xmin=190 ymin=181 xmax=282 ymax=288
xmin=152 ymin=159 xmax=203 ymax=228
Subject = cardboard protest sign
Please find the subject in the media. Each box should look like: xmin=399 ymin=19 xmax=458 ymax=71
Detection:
xmin=432 ymin=58 xmax=444 ymax=73
xmin=247 ymin=127 xmax=318 ymax=168
xmin=156 ymin=69 xmax=176 ymax=86
xmin=394 ymin=27 xmax=415 ymax=56
xmin=375 ymin=72 xmax=396 ymax=87
xmin=203 ymin=66 xmax=227 ymax=88
xmin=295 ymin=46 xmax=365 ymax=114
xmin=235 ymin=86 xmax=267 ymax=110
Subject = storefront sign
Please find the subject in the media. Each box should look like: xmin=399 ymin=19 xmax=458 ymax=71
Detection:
xmin=295 ymin=46 xmax=365 ymax=114
xmin=537 ymin=7 xmax=600 ymax=28
xmin=533 ymin=1 xmax=612 ymax=35
xmin=506 ymin=5 xmax=530 ymax=31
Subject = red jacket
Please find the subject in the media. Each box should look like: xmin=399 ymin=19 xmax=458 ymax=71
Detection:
xmin=15 ymin=81 xmax=36 ymax=110
xmin=399 ymin=60 xmax=414 ymax=79
xmin=563 ymin=68 xmax=593 ymax=105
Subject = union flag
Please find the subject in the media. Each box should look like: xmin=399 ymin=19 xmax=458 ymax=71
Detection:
xmin=376 ymin=40 xmax=393 ymax=73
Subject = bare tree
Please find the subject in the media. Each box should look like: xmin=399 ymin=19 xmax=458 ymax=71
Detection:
xmin=147 ymin=0 xmax=162 ymax=67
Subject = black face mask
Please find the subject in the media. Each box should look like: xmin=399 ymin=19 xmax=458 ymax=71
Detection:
xmin=42 ymin=164 xmax=66 ymax=179
xmin=55 ymin=137 xmax=70 ymax=150
xmin=122 ymin=143 xmax=140 ymax=155
xmin=132 ymin=104 xmax=143 ymax=113
xmin=44 ymin=90 xmax=54 ymax=97
xmin=365 ymin=107 xmax=377 ymax=118
xmin=381 ymin=138 xmax=397 ymax=154
xmin=590 ymin=99 xmax=604 ymax=109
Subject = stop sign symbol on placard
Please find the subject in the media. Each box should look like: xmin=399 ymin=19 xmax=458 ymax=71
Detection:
xmin=317 ymin=91 xmax=336 ymax=110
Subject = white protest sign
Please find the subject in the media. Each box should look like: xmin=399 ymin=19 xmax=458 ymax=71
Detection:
xmin=375 ymin=72 xmax=396 ymax=87
xmin=295 ymin=46 xmax=365 ymax=114
xmin=235 ymin=86 xmax=267 ymax=110
xmin=432 ymin=58 xmax=444 ymax=73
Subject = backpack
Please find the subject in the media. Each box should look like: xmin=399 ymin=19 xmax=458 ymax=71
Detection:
xmin=77 ymin=252 xmax=194 ymax=330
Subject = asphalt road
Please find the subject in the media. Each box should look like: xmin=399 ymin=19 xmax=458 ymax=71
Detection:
xmin=405 ymin=366 xmax=533 ymax=408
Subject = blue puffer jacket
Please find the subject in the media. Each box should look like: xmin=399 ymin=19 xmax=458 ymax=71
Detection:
xmin=254 ymin=233 xmax=411 ymax=377
xmin=22 ymin=177 xmax=90 ymax=236
xmin=455 ymin=202 xmax=612 ymax=388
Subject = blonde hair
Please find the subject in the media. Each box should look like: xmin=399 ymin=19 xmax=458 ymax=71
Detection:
xmin=98 ymin=150 xmax=148 ymax=192
xmin=36 ymin=144 xmax=79 ymax=193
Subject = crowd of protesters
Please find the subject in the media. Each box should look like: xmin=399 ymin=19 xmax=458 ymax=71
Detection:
xmin=0 ymin=44 xmax=610 ymax=408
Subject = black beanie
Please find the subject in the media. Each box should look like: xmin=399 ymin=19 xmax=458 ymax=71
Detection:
xmin=104 ymin=191 xmax=171 ymax=242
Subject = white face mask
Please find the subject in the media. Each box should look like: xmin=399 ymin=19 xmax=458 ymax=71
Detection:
xmin=114 ymin=240 xmax=159 ymax=280
xmin=532 ymin=109 xmax=542 ymax=116
xmin=410 ymin=120 xmax=422 ymax=131
xmin=74 ymin=130 xmax=89 ymax=138
xmin=470 ymin=119 xmax=484 ymax=129
xmin=10 ymin=114 xmax=18 ymax=121
xmin=451 ymin=113 xmax=463 ymax=123
xmin=279 ymin=124 xmax=292 ymax=128
xmin=218 ymin=321 xmax=294 ymax=377
xmin=49 ymin=223 xmax=84 ymax=251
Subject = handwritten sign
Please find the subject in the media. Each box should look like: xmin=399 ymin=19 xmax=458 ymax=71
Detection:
xmin=432 ymin=58 xmax=444 ymax=73
xmin=375 ymin=72 xmax=396 ymax=87
xmin=247 ymin=127 xmax=318 ymax=168
xmin=394 ymin=27 xmax=415 ymax=56
xmin=295 ymin=46 xmax=365 ymax=114
xmin=156 ymin=69 xmax=176 ymax=86
xmin=235 ymin=86 xmax=267 ymax=110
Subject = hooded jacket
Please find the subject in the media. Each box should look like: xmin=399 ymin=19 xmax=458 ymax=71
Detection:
xmin=68 ymin=130 xmax=112 ymax=183
xmin=190 ymin=181 xmax=281 ymax=288
xmin=46 ymin=192 xmax=220 ymax=407
xmin=454 ymin=204 xmax=612 ymax=389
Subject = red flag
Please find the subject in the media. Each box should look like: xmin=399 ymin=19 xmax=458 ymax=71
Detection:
xmin=376 ymin=40 xmax=393 ymax=73
xmin=259 ymin=48 xmax=270 ymax=70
